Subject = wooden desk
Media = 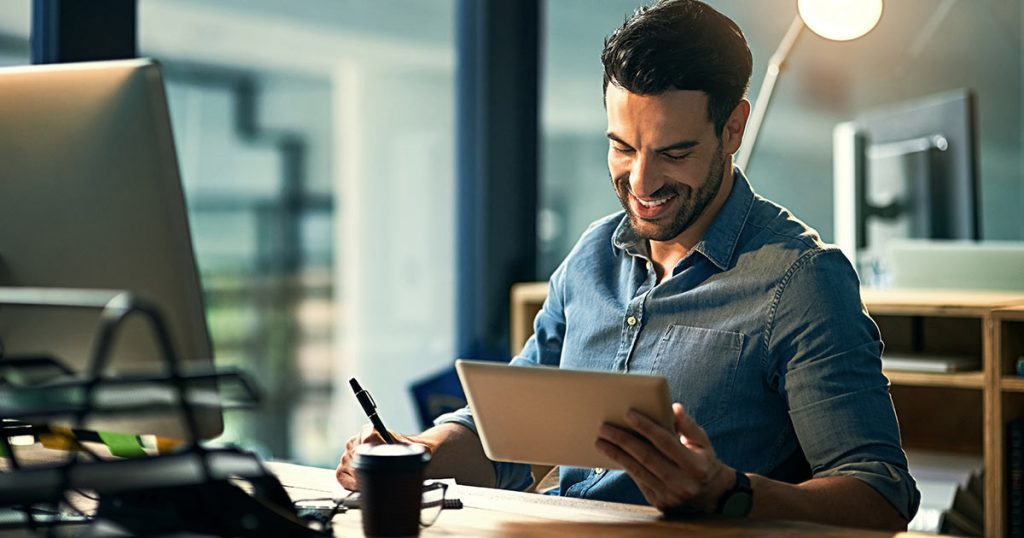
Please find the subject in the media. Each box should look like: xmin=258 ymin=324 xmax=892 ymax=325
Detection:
xmin=0 ymin=449 xmax=941 ymax=537
xmin=267 ymin=462 xmax=938 ymax=538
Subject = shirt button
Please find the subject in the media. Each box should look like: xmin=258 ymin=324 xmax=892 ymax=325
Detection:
xmin=626 ymin=316 xmax=637 ymax=326
xmin=646 ymin=261 xmax=652 ymax=270
xmin=594 ymin=467 xmax=605 ymax=475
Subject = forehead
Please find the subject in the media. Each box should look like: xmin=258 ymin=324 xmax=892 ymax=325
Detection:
xmin=605 ymin=85 xmax=712 ymax=142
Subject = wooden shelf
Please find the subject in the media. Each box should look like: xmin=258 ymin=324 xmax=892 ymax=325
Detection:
xmin=995 ymin=305 xmax=1024 ymax=321
xmin=862 ymin=287 xmax=1024 ymax=317
xmin=885 ymin=370 xmax=984 ymax=389
xmin=1002 ymin=376 xmax=1024 ymax=393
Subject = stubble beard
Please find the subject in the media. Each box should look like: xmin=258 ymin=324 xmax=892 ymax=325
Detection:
xmin=613 ymin=143 xmax=726 ymax=242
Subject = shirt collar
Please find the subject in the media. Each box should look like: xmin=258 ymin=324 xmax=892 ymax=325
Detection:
xmin=611 ymin=166 xmax=755 ymax=271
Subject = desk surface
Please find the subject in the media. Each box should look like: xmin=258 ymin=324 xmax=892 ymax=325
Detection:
xmin=267 ymin=462 xmax=936 ymax=538
xmin=0 ymin=450 xmax=940 ymax=537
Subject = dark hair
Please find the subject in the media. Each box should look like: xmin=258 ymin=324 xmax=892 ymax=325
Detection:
xmin=601 ymin=0 xmax=753 ymax=135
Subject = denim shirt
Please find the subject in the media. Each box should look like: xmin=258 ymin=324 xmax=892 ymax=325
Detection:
xmin=436 ymin=168 xmax=920 ymax=520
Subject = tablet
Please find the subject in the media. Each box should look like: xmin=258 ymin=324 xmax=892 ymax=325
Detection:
xmin=454 ymin=359 xmax=673 ymax=469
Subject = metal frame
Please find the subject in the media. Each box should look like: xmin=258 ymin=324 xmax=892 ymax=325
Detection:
xmin=0 ymin=287 xmax=324 ymax=536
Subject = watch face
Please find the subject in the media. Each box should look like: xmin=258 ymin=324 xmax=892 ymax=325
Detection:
xmin=722 ymin=491 xmax=753 ymax=518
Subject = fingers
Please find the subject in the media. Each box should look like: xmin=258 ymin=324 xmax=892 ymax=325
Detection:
xmin=336 ymin=425 xmax=385 ymax=490
xmin=624 ymin=410 xmax=707 ymax=479
xmin=358 ymin=423 xmax=386 ymax=445
xmin=596 ymin=405 xmax=726 ymax=513
xmin=594 ymin=437 xmax=668 ymax=502
xmin=597 ymin=423 xmax=676 ymax=480
xmin=595 ymin=434 xmax=697 ymax=510
xmin=336 ymin=450 xmax=358 ymax=490
xmin=337 ymin=434 xmax=359 ymax=490
xmin=673 ymin=403 xmax=711 ymax=448
xmin=336 ymin=466 xmax=358 ymax=490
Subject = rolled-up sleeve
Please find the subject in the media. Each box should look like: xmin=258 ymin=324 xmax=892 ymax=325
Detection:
xmin=769 ymin=248 xmax=920 ymax=521
xmin=433 ymin=262 xmax=569 ymax=491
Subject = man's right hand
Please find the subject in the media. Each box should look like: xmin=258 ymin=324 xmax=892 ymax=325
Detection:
xmin=336 ymin=422 xmax=496 ymax=490
xmin=335 ymin=424 xmax=428 ymax=490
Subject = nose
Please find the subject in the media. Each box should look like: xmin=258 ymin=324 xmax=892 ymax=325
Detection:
xmin=629 ymin=154 xmax=663 ymax=198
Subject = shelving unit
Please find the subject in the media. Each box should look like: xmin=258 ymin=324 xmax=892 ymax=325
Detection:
xmin=510 ymin=283 xmax=1024 ymax=537
xmin=993 ymin=305 xmax=1024 ymax=537
xmin=862 ymin=289 xmax=995 ymax=482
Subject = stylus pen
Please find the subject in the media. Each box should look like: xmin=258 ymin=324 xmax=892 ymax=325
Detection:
xmin=349 ymin=378 xmax=398 ymax=444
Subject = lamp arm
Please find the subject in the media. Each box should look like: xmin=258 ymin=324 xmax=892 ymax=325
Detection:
xmin=736 ymin=15 xmax=806 ymax=171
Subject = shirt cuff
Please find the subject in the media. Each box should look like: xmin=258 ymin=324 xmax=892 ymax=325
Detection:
xmin=814 ymin=460 xmax=921 ymax=521
xmin=433 ymin=406 xmax=534 ymax=491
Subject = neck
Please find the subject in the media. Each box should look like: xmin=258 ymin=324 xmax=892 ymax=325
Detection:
xmin=648 ymin=164 xmax=736 ymax=279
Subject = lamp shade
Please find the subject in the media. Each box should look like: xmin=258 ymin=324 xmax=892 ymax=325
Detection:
xmin=797 ymin=0 xmax=883 ymax=41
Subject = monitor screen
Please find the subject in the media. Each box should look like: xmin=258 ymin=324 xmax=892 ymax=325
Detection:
xmin=0 ymin=59 xmax=222 ymax=440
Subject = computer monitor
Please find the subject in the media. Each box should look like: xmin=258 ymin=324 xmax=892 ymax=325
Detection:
xmin=833 ymin=89 xmax=979 ymax=282
xmin=0 ymin=59 xmax=222 ymax=439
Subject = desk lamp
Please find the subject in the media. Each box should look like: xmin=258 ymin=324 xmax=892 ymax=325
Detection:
xmin=736 ymin=0 xmax=883 ymax=170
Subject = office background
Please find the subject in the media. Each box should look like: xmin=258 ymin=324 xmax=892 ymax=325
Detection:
xmin=0 ymin=0 xmax=1020 ymax=468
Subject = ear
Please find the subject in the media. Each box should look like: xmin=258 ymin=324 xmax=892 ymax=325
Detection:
xmin=721 ymin=99 xmax=751 ymax=155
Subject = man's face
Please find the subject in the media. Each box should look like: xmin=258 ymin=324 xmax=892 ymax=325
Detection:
xmin=605 ymin=85 xmax=727 ymax=243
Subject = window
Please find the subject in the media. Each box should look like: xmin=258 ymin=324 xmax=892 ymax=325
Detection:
xmin=141 ymin=0 xmax=457 ymax=465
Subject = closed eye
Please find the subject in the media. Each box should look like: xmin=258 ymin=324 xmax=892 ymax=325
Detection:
xmin=663 ymin=152 xmax=691 ymax=161
xmin=606 ymin=133 xmax=637 ymax=155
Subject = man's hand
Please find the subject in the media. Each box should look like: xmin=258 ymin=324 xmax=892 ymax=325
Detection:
xmin=595 ymin=402 xmax=735 ymax=513
xmin=335 ymin=424 xmax=429 ymax=490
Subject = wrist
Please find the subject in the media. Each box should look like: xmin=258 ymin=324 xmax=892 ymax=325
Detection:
xmin=410 ymin=423 xmax=465 ymax=458
xmin=714 ymin=469 xmax=753 ymax=518
xmin=404 ymin=435 xmax=437 ymax=457
xmin=697 ymin=464 xmax=736 ymax=513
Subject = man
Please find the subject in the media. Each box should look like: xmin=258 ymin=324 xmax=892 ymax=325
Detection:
xmin=338 ymin=0 xmax=919 ymax=530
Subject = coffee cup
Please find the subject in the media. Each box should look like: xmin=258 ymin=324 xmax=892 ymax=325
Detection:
xmin=353 ymin=443 xmax=430 ymax=537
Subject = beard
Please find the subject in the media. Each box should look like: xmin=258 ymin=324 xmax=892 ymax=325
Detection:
xmin=612 ymin=142 xmax=726 ymax=242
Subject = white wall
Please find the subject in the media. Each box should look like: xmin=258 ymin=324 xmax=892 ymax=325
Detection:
xmin=333 ymin=63 xmax=457 ymax=441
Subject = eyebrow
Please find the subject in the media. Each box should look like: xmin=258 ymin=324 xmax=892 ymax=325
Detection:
xmin=606 ymin=132 xmax=700 ymax=153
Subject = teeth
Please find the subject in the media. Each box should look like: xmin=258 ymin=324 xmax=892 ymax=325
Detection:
xmin=636 ymin=196 xmax=672 ymax=208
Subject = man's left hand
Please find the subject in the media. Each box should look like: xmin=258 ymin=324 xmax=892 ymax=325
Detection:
xmin=595 ymin=402 xmax=736 ymax=514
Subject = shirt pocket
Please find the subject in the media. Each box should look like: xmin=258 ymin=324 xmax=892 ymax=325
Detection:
xmin=652 ymin=324 xmax=745 ymax=428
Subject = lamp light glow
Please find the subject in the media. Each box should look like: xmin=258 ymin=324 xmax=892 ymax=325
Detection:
xmin=736 ymin=0 xmax=884 ymax=171
xmin=797 ymin=0 xmax=883 ymax=41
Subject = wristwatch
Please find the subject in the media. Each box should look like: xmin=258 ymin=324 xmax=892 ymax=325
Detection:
xmin=715 ymin=470 xmax=753 ymax=517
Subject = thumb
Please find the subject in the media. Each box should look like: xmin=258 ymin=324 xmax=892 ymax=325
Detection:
xmin=359 ymin=424 xmax=389 ymax=446
xmin=673 ymin=402 xmax=710 ymax=448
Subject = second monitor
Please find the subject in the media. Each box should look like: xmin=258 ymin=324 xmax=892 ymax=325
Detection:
xmin=832 ymin=88 xmax=979 ymax=280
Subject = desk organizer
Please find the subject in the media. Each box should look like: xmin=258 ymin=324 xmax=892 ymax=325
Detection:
xmin=0 ymin=287 xmax=332 ymax=536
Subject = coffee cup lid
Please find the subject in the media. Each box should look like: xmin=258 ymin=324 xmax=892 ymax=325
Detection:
xmin=354 ymin=443 xmax=430 ymax=472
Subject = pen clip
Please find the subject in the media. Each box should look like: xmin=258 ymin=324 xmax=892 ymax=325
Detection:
xmin=364 ymin=391 xmax=376 ymax=409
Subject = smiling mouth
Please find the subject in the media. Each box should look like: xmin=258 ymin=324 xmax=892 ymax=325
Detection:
xmin=635 ymin=195 xmax=675 ymax=208
xmin=630 ymin=192 xmax=678 ymax=219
